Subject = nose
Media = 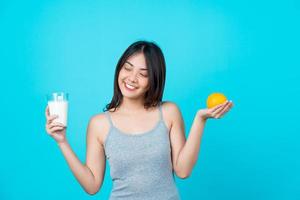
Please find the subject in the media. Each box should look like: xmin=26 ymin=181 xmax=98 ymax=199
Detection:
xmin=128 ymin=71 xmax=138 ymax=83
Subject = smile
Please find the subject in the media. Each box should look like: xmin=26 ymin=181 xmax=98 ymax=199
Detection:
xmin=124 ymin=82 xmax=137 ymax=90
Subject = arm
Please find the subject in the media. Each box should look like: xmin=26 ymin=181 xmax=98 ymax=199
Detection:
xmin=167 ymin=101 xmax=233 ymax=179
xmin=169 ymin=108 xmax=206 ymax=179
xmin=57 ymin=115 xmax=106 ymax=195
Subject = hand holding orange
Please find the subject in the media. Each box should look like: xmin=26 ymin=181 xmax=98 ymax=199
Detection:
xmin=197 ymin=92 xmax=233 ymax=121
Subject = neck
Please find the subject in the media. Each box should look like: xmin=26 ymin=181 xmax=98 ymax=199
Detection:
xmin=118 ymin=97 xmax=146 ymax=113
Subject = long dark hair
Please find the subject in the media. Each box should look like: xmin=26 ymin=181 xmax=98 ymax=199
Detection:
xmin=103 ymin=40 xmax=166 ymax=112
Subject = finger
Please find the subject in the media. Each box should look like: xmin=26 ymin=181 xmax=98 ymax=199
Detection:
xmin=222 ymin=102 xmax=234 ymax=114
xmin=210 ymin=102 xmax=226 ymax=113
xmin=212 ymin=101 xmax=231 ymax=119
xmin=215 ymin=101 xmax=233 ymax=118
xmin=211 ymin=101 xmax=229 ymax=115
xmin=215 ymin=101 xmax=231 ymax=115
xmin=48 ymin=123 xmax=65 ymax=129
xmin=49 ymin=124 xmax=65 ymax=130
xmin=45 ymin=106 xmax=50 ymax=119
xmin=47 ymin=115 xmax=59 ymax=124
xmin=49 ymin=126 xmax=65 ymax=132
xmin=48 ymin=122 xmax=65 ymax=129
xmin=45 ymin=106 xmax=54 ymax=118
xmin=45 ymin=106 xmax=57 ymax=121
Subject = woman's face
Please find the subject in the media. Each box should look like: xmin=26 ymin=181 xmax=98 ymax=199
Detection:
xmin=118 ymin=53 xmax=149 ymax=100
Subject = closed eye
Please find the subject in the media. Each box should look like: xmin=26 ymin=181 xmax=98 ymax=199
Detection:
xmin=123 ymin=63 xmax=148 ymax=77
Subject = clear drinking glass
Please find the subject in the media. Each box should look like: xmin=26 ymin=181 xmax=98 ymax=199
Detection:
xmin=46 ymin=92 xmax=69 ymax=126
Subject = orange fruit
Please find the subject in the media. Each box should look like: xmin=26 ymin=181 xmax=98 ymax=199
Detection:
xmin=206 ymin=93 xmax=227 ymax=108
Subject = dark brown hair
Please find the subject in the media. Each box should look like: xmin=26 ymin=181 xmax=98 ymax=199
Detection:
xmin=103 ymin=40 xmax=166 ymax=112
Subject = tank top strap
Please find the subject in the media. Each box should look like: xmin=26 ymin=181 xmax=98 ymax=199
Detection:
xmin=104 ymin=111 xmax=113 ymax=127
xmin=158 ymin=102 xmax=164 ymax=122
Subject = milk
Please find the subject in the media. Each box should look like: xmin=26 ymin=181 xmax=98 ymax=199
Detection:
xmin=48 ymin=100 xmax=68 ymax=126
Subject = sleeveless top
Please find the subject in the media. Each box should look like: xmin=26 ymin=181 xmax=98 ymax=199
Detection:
xmin=103 ymin=103 xmax=181 ymax=200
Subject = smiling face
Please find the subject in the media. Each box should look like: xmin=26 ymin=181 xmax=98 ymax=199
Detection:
xmin=118 ymin=52 xmax=150 ymax=100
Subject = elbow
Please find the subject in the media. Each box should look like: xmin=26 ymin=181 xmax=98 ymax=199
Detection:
xmin=178 ymin=173 xmax=190 ymax=179
xmin=86 ymin=189 xmax=98 ymax=196
xmin=85 ymin=187 xmax=100 ymax=196
xmin=83 ymin=176 xmax=103 ymax=195
xmin=176 ymin=171 xmax=191 ymax=179
xmin=174 ymin=165 xmax=191 ymax=179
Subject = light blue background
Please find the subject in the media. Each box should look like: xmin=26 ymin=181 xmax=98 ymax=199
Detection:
xmin=1 ymin=0 xmax=299 ymax=199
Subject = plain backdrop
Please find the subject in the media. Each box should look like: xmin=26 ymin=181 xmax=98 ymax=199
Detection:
xmin=0 ymin=0 xmax=299 ymax=199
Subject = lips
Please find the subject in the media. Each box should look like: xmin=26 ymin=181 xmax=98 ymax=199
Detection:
xmin=124 ymin=82 xmax=137 ymax=91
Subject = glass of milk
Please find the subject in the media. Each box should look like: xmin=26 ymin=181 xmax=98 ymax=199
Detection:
xmin=47 ymin=92 xmax=69 ymax=126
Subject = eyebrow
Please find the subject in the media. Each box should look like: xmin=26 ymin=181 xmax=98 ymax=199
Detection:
xmin=125 ymin=61 xmax=148 ymax=70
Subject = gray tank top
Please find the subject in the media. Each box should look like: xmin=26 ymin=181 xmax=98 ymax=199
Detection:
xmin=103 ymin=103 xmax=181 ymax=200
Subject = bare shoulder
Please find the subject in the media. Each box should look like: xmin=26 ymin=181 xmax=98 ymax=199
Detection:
xmin=161 ymin=101 xmax=182 ymax=129
xmin=161 ymin=101 xmax=181 ymax=116
xmin=88 ymin=112 xmax=110 ymax=147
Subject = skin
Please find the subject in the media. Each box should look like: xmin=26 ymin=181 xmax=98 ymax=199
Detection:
xmin=45 ymin=52 xmax=234 ymax=195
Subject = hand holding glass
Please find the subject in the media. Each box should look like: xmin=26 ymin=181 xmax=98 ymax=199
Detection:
xmin=46 ymin=92 xmax=69 ymax=126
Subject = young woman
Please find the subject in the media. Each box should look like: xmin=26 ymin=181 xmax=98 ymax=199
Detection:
xmin=45 ymin=41 xmax=233 ymax=199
